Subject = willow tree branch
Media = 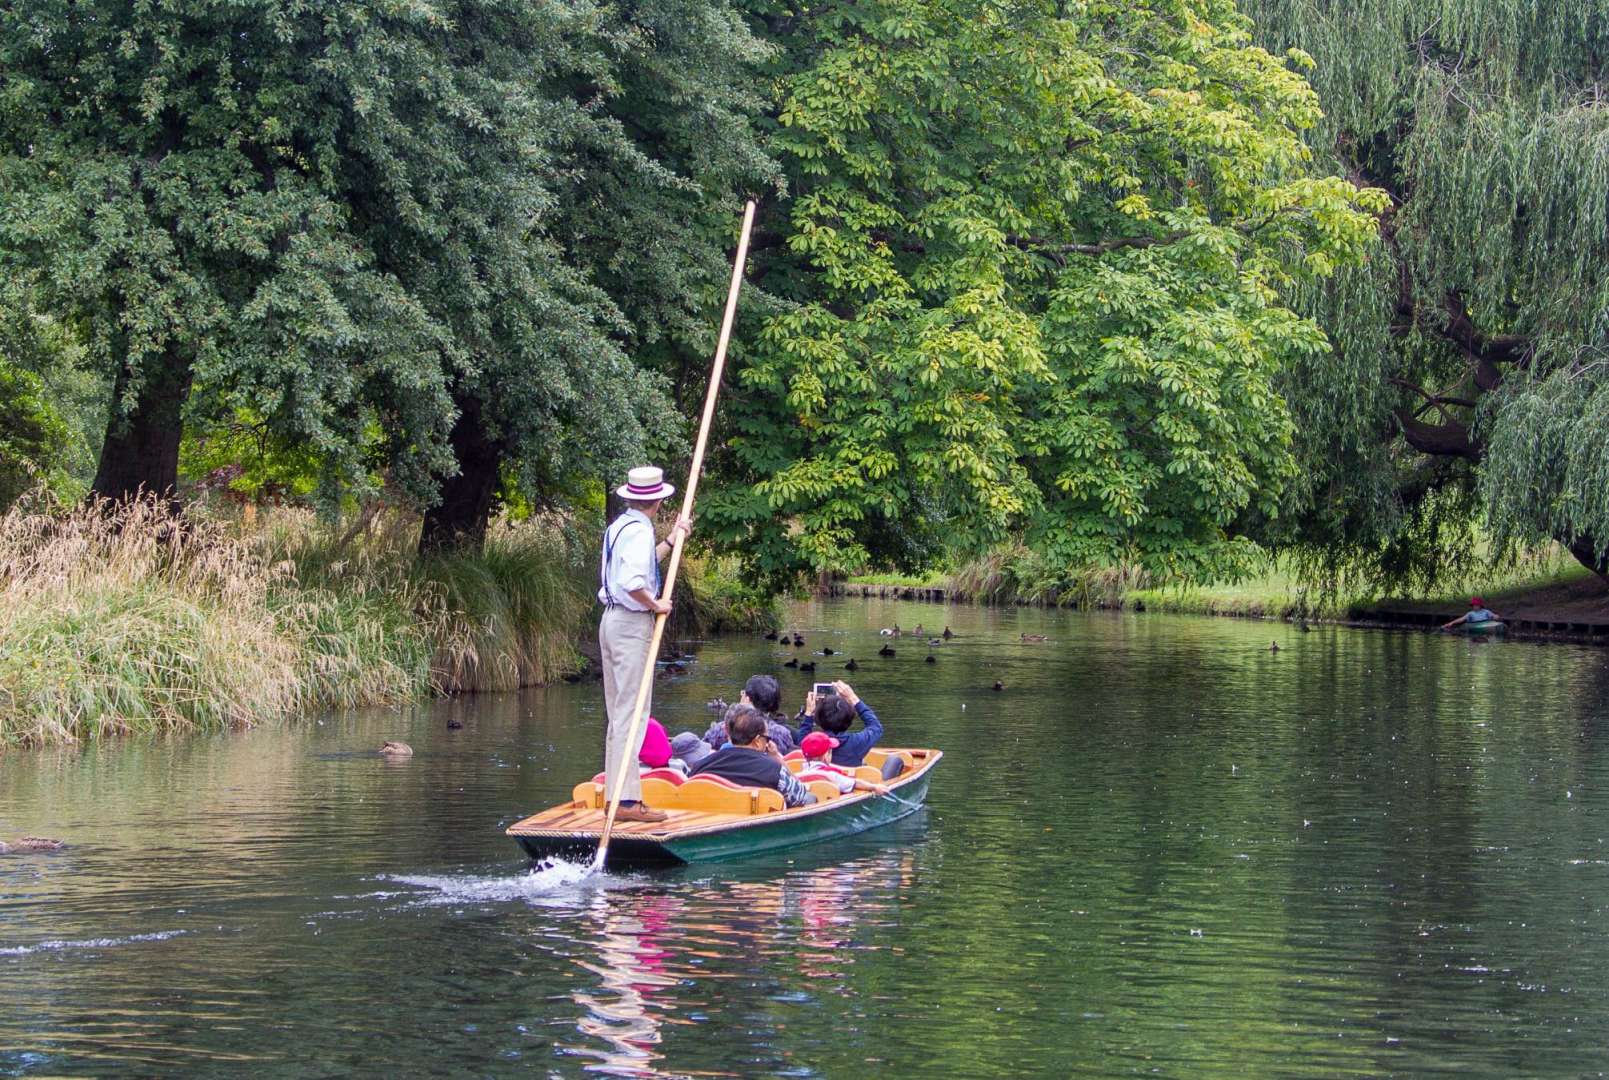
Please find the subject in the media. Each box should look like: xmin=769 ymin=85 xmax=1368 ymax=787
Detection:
xmin=1392 ymin=406 xmax=1480 ymax=460
xmin=1388 ymin=376 xmax=1478 ymax=420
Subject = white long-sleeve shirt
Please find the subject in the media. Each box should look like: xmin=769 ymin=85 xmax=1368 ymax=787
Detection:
xmin=598 ymin=509 xmax=659 ymax=610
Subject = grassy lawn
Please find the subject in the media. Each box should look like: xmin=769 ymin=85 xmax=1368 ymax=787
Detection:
xmin=1109 ymin=550 xmax=1602 ymax=621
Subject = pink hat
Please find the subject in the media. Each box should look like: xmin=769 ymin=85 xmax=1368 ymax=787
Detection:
xmin=800 ymin=731 xmax=839 ymax=758
xmin=1470 ymin=596 xmax=1484 ymax=607
xmin=617 ymin=465 xmax=675 ymax=502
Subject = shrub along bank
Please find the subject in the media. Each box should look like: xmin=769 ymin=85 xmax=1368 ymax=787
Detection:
xmin=849 ymin=545 xmax=1598 ymax=624
xmin=0 ymin=500 xmax=775 ymax=749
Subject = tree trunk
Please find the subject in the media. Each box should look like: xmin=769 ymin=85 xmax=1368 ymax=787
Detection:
xmin=1565 ymin=535 xmax=1609 ymax=586
xmin=419 ymin=393 xmax=504 ymax=555
xmin=90 ymin=349 xmax=195 ymax=509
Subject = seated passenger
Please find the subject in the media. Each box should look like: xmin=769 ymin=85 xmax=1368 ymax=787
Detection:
xmin=638 ymin=717 xmax=678 ymax=772
xmin=797 ymin=731 xmax=889 ymax=797
xmin=701 ymin=674 xmax=797 ymax=754
xmin=797 ymin=680 xmax=904 ymax=779
xmin=690 ymin=705 xmax=816 ymax=808
xmin=668 ymin=729 xmax=714 ymax=770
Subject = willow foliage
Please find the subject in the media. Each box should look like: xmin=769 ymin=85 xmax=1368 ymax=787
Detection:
xmin=713 ymin=0 xmax=1384 ymax=585
xmin=1243 ymin=0 xmax=1609 ymax=583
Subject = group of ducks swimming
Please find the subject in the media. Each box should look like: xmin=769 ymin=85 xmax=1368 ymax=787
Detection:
xmin=764 ymin=621 xmax=1045 ymax=688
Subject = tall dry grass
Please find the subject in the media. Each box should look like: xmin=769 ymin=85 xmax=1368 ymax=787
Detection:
xmin=946 ymin=544 xmax=1148 ymax=607
xmin=0 ymin=498 xmax=349 ymax=746
xmin=0 ymin=497 xmax=781 ymax=748
xmin=0 ymin=500 xmax=598 ymax=747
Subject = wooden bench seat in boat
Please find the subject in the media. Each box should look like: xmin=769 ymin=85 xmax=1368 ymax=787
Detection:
xmin=573 ymin=773 xmax=785 ymax=816
xmin=784 ymin=747 xmax=913 ymax=771
xmin=784 ymin=759 xmax=888 ymax=785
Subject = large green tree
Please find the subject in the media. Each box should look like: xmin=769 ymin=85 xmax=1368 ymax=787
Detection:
xmin=1242 ymin=0 xmax=1609 ymax=585
xmin=711 ymin=0 xmax=1385 ymax=584
xmin=0 ymin=0 xmax=771 ymax=546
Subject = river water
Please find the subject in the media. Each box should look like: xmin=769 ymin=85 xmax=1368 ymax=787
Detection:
xmin=4 ymin=599 xmax=1609 ymax=1077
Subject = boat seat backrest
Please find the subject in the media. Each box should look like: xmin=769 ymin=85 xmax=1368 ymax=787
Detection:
xmin=863 ymin=748 xmax=915 ymax=772
xmin=590 ymin=768 xmax=685 ymax=787
xmin=571 ymin=777 xmax=785 ymax=816
xmin=783 ymin=750 xmax=804 ymax=761
xmin=853 ymin=765 xmax=883 ymax=784
xmin=804 ymin=780 xmax=842 ymax=803
xmin=639 ymin=776 xmax=682 ymax=807
xmin=673 ymin=777 xmax=785 ymax=815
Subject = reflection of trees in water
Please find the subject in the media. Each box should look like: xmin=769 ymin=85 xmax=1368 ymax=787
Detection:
xmin=562 ymin=851 xmax=917 ymax=1076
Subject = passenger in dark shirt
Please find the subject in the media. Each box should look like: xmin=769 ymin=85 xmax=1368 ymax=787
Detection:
xmin=691 ymin=705 xmax=815 ymax=808
xmin=797 ymin=681 xmax=903 ymax=779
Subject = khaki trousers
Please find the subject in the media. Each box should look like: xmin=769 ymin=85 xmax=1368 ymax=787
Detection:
xmin=599 ymin=605 xmax=655 ymax=804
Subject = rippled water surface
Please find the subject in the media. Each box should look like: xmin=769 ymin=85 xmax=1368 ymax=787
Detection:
xmin=5 ymin=601 xmax=1609 ymax=1076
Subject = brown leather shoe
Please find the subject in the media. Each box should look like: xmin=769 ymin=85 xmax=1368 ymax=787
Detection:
xmin=614 ymin=803 xmax=668 ymax=823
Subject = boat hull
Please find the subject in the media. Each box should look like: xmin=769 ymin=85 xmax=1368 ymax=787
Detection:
xmin=508 ymin=750 xmax=939 ymax=867
xmin=1466 ymin=620 xmax=1506 ymax=634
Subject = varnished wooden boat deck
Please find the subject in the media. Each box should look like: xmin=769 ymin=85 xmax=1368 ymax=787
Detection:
xmin=510 ymin=806 xmax=752 ymax=839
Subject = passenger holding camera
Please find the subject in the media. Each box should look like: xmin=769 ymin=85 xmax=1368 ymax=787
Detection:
xmin=797 ymin=680 xmax=904 ymax=779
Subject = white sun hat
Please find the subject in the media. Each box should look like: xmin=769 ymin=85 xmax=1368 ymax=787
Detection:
xmin=617 ymin=465 xmax=676 ymax=502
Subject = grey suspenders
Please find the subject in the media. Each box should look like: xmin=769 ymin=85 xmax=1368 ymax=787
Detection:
xmin=601 ymin=518 xmax=657 ymax=607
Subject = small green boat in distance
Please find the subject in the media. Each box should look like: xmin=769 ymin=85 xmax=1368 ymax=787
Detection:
xmin=507 ymin=748 xmax=940 ymax=867
xmin=1465 ymin=620 xmax=1506 ymax=634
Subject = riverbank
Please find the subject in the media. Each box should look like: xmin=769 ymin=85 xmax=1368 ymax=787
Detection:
xmin=0 ymin=500 xmax=775 ymax=749
xmin=836 ymin=556 xmax=1609 ymax=641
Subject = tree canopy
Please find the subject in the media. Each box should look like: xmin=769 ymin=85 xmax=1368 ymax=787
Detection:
xmin=0 ymin=0 xmax=772 ymax=540
xmin=1243 ymin=0 xmax=1609 ymax=585
xmin=7 ymin=0 xmax=1448 ymax=591
xmin=709 ymin=0 xmax=1385 ymax=585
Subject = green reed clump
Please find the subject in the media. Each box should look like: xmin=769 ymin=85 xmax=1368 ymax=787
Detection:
xmin=0 ymin=496 xmax=786 ymax=748
xmin=947 ymin=545 xmax=1148 ymax=607
xmin=416 ymin=517 xmax=593 ymax=693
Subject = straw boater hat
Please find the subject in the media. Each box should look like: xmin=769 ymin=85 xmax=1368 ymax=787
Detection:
xmin=617 ymin=465 xmax=675 ymax=502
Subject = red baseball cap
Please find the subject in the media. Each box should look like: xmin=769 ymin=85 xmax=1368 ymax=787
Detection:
xmin=800 ymin=731 xmax=840 ymax=758
xmin=1470 ymin=596 xmax=1484 ymax=606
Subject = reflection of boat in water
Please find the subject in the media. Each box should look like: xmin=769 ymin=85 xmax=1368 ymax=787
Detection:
xmin=566 ymin=892 xmax=686 ymax=1076
xmin=507 ymin=748 xmax=940 ymax=867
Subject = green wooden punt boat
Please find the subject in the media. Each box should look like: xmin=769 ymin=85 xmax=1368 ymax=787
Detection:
xmin=506 ymin=748 xmax=940 ymax=867
xmin=1465 ymin=620 xmax=1506 ymax=634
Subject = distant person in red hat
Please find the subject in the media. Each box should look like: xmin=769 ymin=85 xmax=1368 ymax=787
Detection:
xmin=797 ymin=731 xmax=889 ymax=797
xmin=1441 ymin=597 xmax=1503 ymax=631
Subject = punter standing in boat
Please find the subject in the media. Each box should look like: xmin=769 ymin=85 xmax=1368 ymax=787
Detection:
xmin=599 ymin=466 xmax=691 ymax=823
